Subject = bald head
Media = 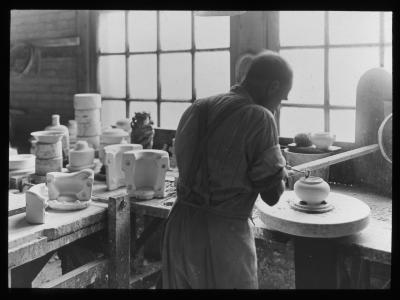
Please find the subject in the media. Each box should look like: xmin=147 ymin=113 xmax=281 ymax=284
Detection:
xmin=243 ymin=50 xmax=293 ymax=86
xmin=241 ymin=50 xmax=293 ymax=112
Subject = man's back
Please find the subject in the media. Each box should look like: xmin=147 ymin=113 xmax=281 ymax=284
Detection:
xmin=174 ymin=85 xmax=283 ymax=219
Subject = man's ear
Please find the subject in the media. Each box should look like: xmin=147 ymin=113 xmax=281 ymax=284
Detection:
xmin=267 ymin=80 xmax=280 ymax=95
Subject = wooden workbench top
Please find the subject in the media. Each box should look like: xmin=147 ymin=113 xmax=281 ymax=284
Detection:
xmin=8 ymin=202 xmax=108 ymax=249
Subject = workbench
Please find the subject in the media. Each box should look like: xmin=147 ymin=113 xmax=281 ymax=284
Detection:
xmin=8 ymin=184 xmax=130 ymax=288
xmin=9 ymin=175 xmax=391 ymax=289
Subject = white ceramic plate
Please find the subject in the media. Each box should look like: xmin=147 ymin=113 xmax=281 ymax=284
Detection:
xmin=47 ymin=199 xmax=91 ymax=211
xmin=9 ymin=154 xmax=35 ymax=170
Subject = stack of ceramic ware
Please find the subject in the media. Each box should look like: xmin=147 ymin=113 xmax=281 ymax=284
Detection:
xmin=116 ymin=118 xmax=132 ymax=143
xmin=68 ymin=120 xmax=78 ymax=149
xmin=67 ymin=140 xmax=95 ymax=172
xmin=74 ymin=94 xmax=102 ymax=151
xmin=99 ymin=127 xmax=129 ymax=164
xmin=31 ymin=131 xmax=63 ymax=176
xmin=45 ymin=114 xmax=70 ymax=164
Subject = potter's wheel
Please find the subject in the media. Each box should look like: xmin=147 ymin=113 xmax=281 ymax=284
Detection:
xmin=289 ymin=197 xmax=334 ymax=214
xmin=256 ymin=191 xmax=370 ymax=238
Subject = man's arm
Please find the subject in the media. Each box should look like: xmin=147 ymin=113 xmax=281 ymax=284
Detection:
xmin=247 ymin=109 xmax=287 ymax=206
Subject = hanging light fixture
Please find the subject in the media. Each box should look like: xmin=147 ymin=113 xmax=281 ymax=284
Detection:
xmin=194 ymin=11 xmax=247 ymax=17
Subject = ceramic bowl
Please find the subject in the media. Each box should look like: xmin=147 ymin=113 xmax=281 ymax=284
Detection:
xmin=31 ymin=131 xmax=64 ymax=144
xmin=9 ymin=154 xmax=36 ymax=170
xmin=310 ymin=132 xmax=336 ymax=150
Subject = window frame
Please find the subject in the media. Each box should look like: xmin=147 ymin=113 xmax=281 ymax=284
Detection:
xmin=93 ymin=10 xmax=231 ymax=128
xmin=277 ymin=11 xmax=392 ymax=144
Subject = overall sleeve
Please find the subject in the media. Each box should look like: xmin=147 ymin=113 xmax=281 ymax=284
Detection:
xmin=246 ymin=108 xmax=287 ymax=193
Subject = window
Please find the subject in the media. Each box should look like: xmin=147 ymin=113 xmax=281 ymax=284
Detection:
xmin=96 ymin=10 xmax=230 ymax=129
xmin=278 ymin=11 xmax=392 ymax=142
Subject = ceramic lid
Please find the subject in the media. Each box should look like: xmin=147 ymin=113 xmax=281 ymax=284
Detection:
xmin=73 ymin=93 xmax=101 ymax=109
xmin=71 ymin=140 xmax=94 ymax=153
xmin=101 ymin=128 xmax=128 ymax=138
xmin=299 ymin=176 xmax=324 ymax=184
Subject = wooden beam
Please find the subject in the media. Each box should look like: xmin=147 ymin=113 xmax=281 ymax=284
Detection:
xmin=9 ymin=223 xmax=106 ymax=268
xmin=108 ymin=196 xmax=131 ymax=289
xmin=292 ymin=144 xmax=380 ymax=172
xmin=39 ymin=258 xmax=108 ymax=288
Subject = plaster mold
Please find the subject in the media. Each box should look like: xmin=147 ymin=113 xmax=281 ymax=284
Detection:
xmin=123 ymin=149 xmax=170 ymax=200
xmin=46 ymin=169 xmax=94 ymax=210
xmin=31 ymin=132 xmax=63 ymax=176
xmin=99 ymin=128 xmax=129 ymax=163
xmin=74 ymin=94 xmax=102 ymax=150
xmin=103 ymin=143 xmax=143 ymax=190
xmin=68 ymin=141 xmax=95 ymax=172
xmin=45 ymin=114 xmax=70 ymax=161
xmin=25 ymin=183 xmax=48 ymax=224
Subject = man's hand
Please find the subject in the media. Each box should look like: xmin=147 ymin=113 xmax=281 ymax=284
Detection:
xmin=260 ymin=179 xmax=285 ymax=206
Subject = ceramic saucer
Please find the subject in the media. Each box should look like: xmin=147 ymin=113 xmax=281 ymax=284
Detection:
xmin=47 ymin=199 xmax=92 ymax=211
xmin=133 ymin=188 xmax=155 ymax=200
xmin=66 ymin=163 xmax=96 ymax=172
xmin=289 ymin=197 xmax=334 ymax=214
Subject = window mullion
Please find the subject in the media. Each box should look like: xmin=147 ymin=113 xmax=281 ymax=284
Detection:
xmin=125 ymin=10 xmax=129 ymax=119
xmin=191 ymin=11 xmax=196 ymax=102
xmin=379 ymin=12 xmax=385 ymax=67
xmin=324 ymin=11 xmax=330 ymax=132
xmin=156 ymin=11 xmax=161 ymax=127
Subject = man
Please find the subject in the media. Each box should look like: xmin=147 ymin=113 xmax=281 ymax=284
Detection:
xmin=162 ymin=50 xmax=293 ymax=289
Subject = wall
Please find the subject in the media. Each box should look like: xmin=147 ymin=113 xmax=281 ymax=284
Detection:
xmin=10 ymin=10 xmax=88 ymax=153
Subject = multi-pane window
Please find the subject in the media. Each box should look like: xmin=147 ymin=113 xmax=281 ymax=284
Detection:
xmin=97 ymin=10 xmax=230 ymax=129
xmin=278 ymin=11 xmax=392 ymax=142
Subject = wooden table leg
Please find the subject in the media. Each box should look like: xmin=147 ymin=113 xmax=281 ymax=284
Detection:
xmin=294 ymin=237 xmax=339 ymax=289
xmin=108 ymin=196 xmax=130 ymax=289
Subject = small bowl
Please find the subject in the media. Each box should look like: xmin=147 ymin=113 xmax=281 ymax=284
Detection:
xmin=31 ymin=131 xmax=64 ymax=144
xmin=9 ymin=154 xmax=35 ymax=170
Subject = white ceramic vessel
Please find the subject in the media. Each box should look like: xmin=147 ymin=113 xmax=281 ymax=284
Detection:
xmin=122 ymin=149 xmax=170 ymax=199
xmin=69 ymin=141 xmax=95 ymax=168
xmin=294 ymin=176 xmax=330 ymax=205
xmin=45 ymin=114 xmax=70 ymax=159
xmin=310 ymin=132 xmax=336 ymax=150
xmin=9 ymin=154 xmax=35 ymax=170
xmin=46 ymin=169 xmax=94 ymax=202
xmin=31 ymin=131 xmax=64 ymax=144
xmin=103 ymin=143 xmax=143 ymax=190
xmin=25 ymin=183 xmax=48 ymax=224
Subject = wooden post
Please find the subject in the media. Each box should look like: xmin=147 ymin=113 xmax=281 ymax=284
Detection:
xmin=108 ymin=196 xmax=130 ymax=289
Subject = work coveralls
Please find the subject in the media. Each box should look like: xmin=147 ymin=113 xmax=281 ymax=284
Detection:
xmin=162 ymin=85 xmax=287 ymax=289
